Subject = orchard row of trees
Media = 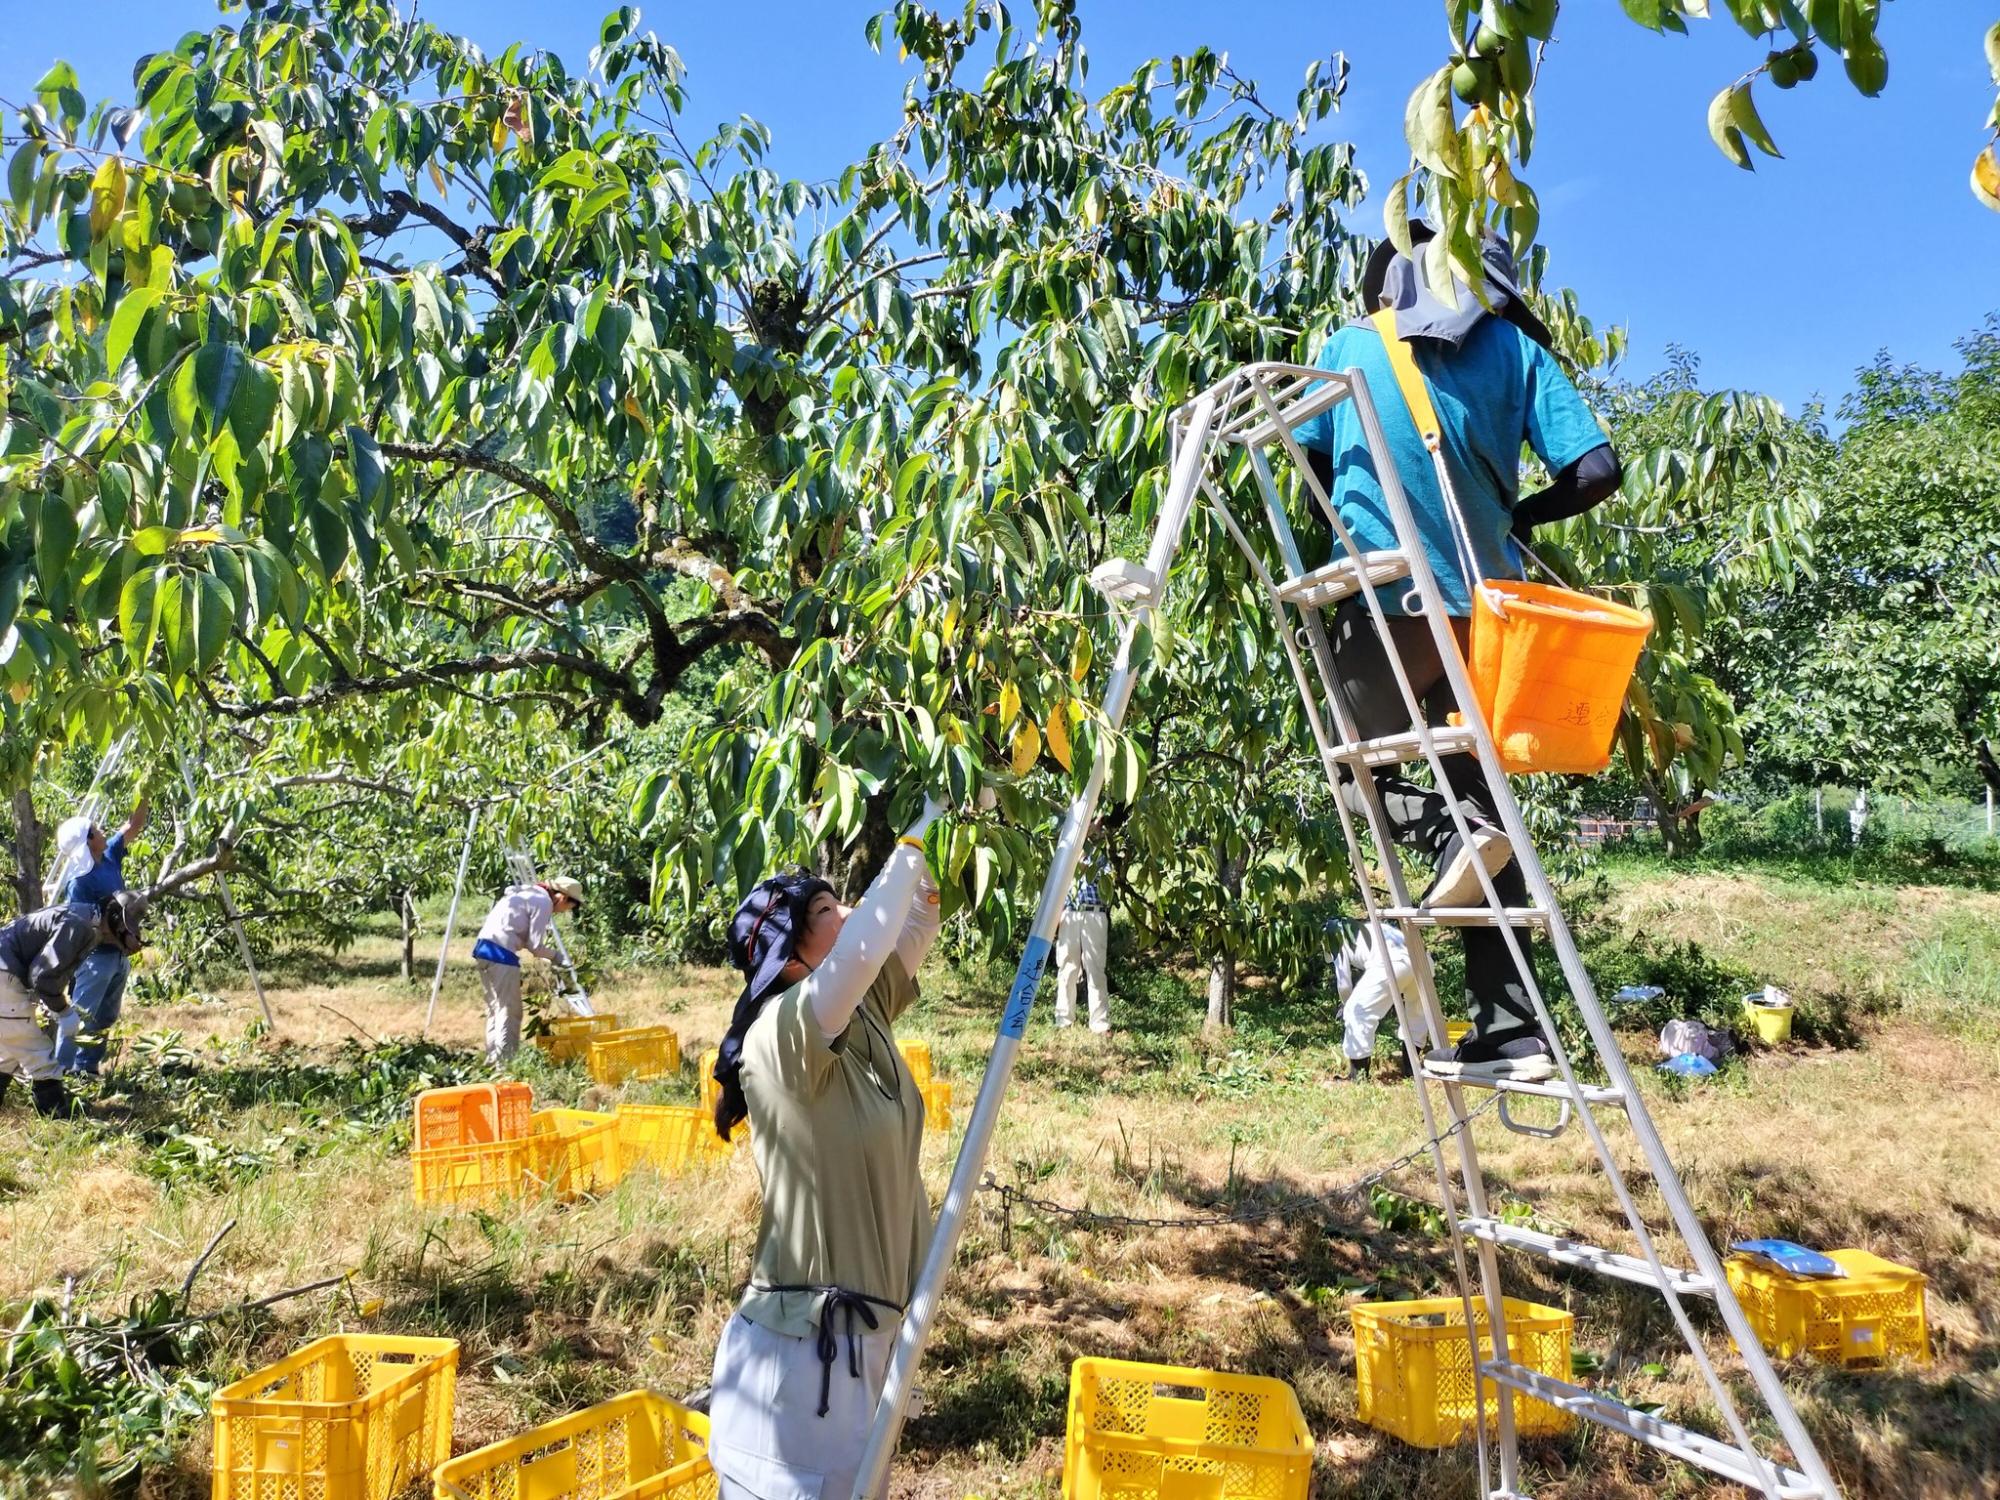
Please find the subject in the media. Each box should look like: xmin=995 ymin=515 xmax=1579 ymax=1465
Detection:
xmin=1 ymin=1 xmax=1993 ymax=1005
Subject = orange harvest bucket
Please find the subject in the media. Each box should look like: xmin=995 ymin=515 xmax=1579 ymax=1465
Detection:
xmin=1468 ymin=579 xmax=1651 ymax=775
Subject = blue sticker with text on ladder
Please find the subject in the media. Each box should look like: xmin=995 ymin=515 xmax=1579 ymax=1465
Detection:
xmin=1000 ymin=935 xmax=1053 ymax=1039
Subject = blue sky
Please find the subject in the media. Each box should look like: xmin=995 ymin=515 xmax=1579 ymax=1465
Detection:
xmin=8 ymin=1 xmax=1996 ymax=418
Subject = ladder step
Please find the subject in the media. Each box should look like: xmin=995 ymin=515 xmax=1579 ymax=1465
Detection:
xmin=1323 ymin=725 xmax=1479 ymax=769
xmin=1477 ymin=1361 xmax=1825 ymax=1499
xmin=1458 ymin=1218 xmax=1713 ymax=1298
xmin=1421 ymin=1070 xmax=1625 ymax=1107
xmin=1275 ymin=550 xmax=1411 ymax=610
xmin=1382 ymin=905 xmax=1551 ymax=928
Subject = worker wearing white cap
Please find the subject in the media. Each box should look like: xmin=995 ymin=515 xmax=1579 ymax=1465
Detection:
xmin=470 ymin=876 xmax=583 ymax=1064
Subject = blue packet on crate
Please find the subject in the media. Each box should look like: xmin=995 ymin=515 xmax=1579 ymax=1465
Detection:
xmin=1732 ymin=1239 xmax=1846 ymax=1279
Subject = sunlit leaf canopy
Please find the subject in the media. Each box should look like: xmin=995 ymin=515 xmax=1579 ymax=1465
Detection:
xmin=3 ymin=0 xmax=1815 ymax=955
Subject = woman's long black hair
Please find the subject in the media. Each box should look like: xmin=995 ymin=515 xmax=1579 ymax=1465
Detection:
xmin=715 ymin=873 xmax=834 ymax=1140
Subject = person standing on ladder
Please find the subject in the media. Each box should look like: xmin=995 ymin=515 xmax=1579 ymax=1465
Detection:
xmin=1052 ymin=834 xmax=1112 ymax=1034
xmin=49 ymin=799 xmax=148 ymax=1077
xmin=705 ymin=798 xmax=945 ymax=1500
xmin=1295 ymin=222 xmax=1623 ymax=1082
xmin=471 ymin=875 xmax=583 ymax=1064
xmin=0 ymin=894 xmax=146 ymax=1117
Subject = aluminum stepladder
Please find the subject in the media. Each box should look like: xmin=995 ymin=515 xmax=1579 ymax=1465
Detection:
xmin=502 ymin=842 xmax=593 ymax=1018
xmin=853 ymin=364 xmax=1841 ymax=1500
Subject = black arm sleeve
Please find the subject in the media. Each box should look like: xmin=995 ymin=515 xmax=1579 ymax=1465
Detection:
xmin=1513 ymin=443 xmax=1622 ymax=535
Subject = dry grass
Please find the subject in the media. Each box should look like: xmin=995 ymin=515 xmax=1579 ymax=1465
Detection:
xmin=5 ymin=866 xmax=1999 ymax=1499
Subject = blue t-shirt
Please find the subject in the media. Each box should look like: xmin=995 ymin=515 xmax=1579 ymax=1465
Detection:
xmin=60 ymin=830 xmax=127 ymax=906
xmin=1293 ymin=317 xmax=1606 ymax=615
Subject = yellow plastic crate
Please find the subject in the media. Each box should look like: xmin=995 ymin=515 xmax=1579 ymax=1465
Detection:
xmin=1443 ymin=1020 xmax=1472 ymax=1047
xmin=212 ymin=1334 xmax=459 ymax=1500
xmin=414 ymin=1083 xmax=533 ymax=1150
xmin=697 ymin=1048 xmax=750 ymax=1143
xmin=1064 ymin=1357 xmax=1312 ymax=1500
xmin=432 ymin=1390 xmax=713 ymax=1500
xmin=1351 ymin=1296 xmax=1572 ymax=1447
xmin=538 ymin=1013 xmax=620 ymax=1062
xmin=921 ymin=1078 xmax=953 ymax=1132
xmin=588 ymin=1026 xmax=682 ymax=1085
xmin=412 ymin=1135 xmax=537 ymax=1208
xmin=1725 ymin=1249 xmax=1930 ymax=1368
xmin=896 ymin=1039 xmax=934 ymax=1089
xmin=616 ymin=1103 xmax=734 ymax=1175
xmin=529 ymin=1108 xmax=624 ymax=1197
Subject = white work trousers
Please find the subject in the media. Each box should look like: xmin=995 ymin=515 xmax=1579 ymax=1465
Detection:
xmin=0 ymin=971 xmax=60 ymax=1083
xmin=708 ymin=1310 xmax=898 ymax=1500
xmin=477 ymin=958 xmax=524 ymax=1064
xmin=1341 ymin=934 xmax=1425 ymax=1061
xmin=1054 ymin=908 xmax=1111 ymax=1033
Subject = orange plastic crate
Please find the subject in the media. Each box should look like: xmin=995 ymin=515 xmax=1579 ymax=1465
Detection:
xmin=1725 ymin=1249 xmax=1930 ymax=1368
xmin=588 ymin=1025 xmax=682 ymax=1084
xmin=921 ymin=1079 xmax=953 ymax=1132
xmin=1351 ymin=1296 xmax=1572 ymax=1447
xmin=697 ymin=1048 xmax=749 ymax=1143
xmin=413 ymin=1083 xmax=533 ymax=1151
xmin=432 ymin=1390 xmax=713 ymax=1500
xmin=616 ymin=1103 xmax=734 ymax=1175
xmin=412 ymin=1135 xmax=537 ymax=1208
xmin=1063 ymin=1357 xmax=1312 ymax=1500
xmin=538 ymin=1013 xmax=620 ymax=1062
xmin=211 ymin=1334 xmax=459 ymax=1500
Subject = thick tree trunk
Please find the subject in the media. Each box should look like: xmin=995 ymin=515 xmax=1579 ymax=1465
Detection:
xmin=8 ymin=788 xmax=43 ymax=913
xmin=400 ymin=890 xmax=417 ymax=983
xmin=1205 ymin=950 xmax=1236 ymax=1031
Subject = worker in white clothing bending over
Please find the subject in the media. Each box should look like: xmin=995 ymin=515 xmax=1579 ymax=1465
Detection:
xmin=471 ymin=875 xmax=583 ymax=1064
xmin=1328 ymin=917 xmax=1425 ymax=1084
xmin=1053 ymin=844 xmax=1112 ymax=1034
xmin=1 ymin=893 xmax=146 ymax=1116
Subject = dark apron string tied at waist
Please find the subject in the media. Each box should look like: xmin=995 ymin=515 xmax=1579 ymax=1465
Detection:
xmin=751 ymin=1283 xmax=905 ymax=1417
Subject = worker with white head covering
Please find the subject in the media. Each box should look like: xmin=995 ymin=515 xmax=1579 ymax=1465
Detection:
xmin=51 ymin=798 xmax=148 ymax=1077
xmin=471 ymin=875 xmax=583 ymax=1064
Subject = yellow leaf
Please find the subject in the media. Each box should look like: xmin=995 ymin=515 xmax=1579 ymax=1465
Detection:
xmin=90 ymin=157 xmax=127 ymax=238
xmin=649 ymin=1335 xmax=671 ymax=1354
xmin=621 ymin=392 xmax=651 ymax=431
xmin=1010 ymin=721 xmax=1041 ymax=777
xmin=357 ymin=1298 xmax=384 ymax=1317
xmin=1046 ymin=706 xmax=1072 ymax=770
xmin=178 ymin=528 xmax=222 ymax=546
xmin=7 ymin=682 xmax=29 ymax=704
xmin=1069 ymin=630 xmax=1093 ymax=682
xmin=998 ymin=680 xmax=1021 ymax=726
xmin=1974 ymin=146 xmax=2000 ymax=213
xmin=491 ymin=116 xmax=508 ymax=151
xmin=940 ymin=600 xmax=960 ymax=641
xmin=428 ymin=159 xmax=448 ymax=197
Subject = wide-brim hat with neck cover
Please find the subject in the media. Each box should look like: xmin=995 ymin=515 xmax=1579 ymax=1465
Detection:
xmin=1359 ymin=221 xmax=1554 ymax=352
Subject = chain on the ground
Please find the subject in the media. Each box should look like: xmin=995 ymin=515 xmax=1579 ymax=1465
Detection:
xmin=978 ymin=1094 xmax=1502 ymax=1240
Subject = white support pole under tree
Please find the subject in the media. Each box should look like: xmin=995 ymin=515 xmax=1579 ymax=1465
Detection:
xmin=176 ymin=756 xmax=275 ymax=1034
xmin=423 ymin=804 xmax=481 ymax=1037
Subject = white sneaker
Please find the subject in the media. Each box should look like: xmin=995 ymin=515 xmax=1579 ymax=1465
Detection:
xmin=1422 ymin=824 xmax=1513 ymax=908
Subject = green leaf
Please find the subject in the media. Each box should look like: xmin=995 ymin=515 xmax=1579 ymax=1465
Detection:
xmin=347 ymin=426 xmax=386 ymax=508
xmin=105 ymin=287 xmax=160 ymax=374
xmin=1727 ymin=82 xmax=1782 ymax=159
xmin=228 ymin=359 xmax=280 ymax=450
xmin=1843 ymin=34 xmax=1887 ymax=97
xmin=192 ymin=570 xmax=231 ymax=673
xmin=1707 ymin=85 xmax=1753 ymax=170
xmin=194 ymin=344 xmax=244 ymax=430
xmin=158 ymin=572 xmax=190 ymax=678
xmin=34 ymin=495 xmax=79 ymax=596
xmin=6 ymin=142 xmax=38 ymax=211
xmin=119 ymin=565 xmax=163 ymax=665
xmin=305 ymin=497 xmax=349 ymax=579
xmin=1986 ymin=20 xmax=2000 ymax=88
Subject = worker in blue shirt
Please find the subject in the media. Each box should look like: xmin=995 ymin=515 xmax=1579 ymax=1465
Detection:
xmin=1295 ymin=224 xmax=1622 ymax=1083
xmin=50 ymin=798 xmax=148 ymax=1076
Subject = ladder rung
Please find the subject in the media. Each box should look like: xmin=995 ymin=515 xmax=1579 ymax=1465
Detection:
xmin=1275 ymin=550 xmax=1411 ymax=609
xmin=1458 ymin=1218 xmax=1713 ymax=1298
xmin=1421 ymin=1070 xmax=1625 ymax=1107
xmin=1381 ymin=905 xmax=1551 ymax=928
xmin=1476 ymin=1361 xmax=1826 ymax=1499
xmin=1323 ymin=725 xmax=1478 ymax=769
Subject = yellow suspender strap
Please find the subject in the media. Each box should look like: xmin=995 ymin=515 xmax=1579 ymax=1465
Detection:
xmin=1369 ymin=309 xmax=1442 ymax=453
